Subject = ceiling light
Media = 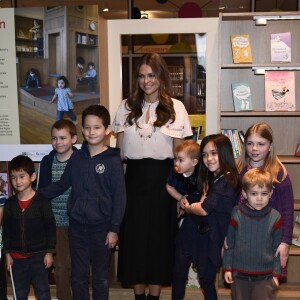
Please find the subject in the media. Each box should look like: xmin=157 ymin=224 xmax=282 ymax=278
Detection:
xmin=141 ymin=11 xmax=149 ymax=19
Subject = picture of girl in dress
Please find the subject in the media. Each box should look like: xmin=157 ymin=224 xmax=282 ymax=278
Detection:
xmin=50 ymin=76 xmax=77 ymax=124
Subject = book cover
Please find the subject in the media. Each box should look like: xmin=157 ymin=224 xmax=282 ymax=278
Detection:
xmin=231 ymin=82 xmax=253 ymax=112
xmin=271 ymin=32 xmax=291 ymax=63
xmin=265 ymin=71 xmax=295 ymax=111
xmin=230 ymin=34 xmax=253 ymax=64
xmin=295 ymin=140 xmax=300 ymax=157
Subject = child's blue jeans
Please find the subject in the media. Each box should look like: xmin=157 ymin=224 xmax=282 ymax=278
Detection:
xmin=69 ymin=219 xmax=112 ymax=300
xmin=12 ymin=252 xmax=51 ymax=300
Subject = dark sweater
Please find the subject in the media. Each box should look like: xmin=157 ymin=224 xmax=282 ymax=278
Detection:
xmin=39 ymin=142 xmax=126 ymax=233
xmin=38 ymin=146 xmax=78 ymax=188
xmin=3 ymin=192 xmax=56 ymax=255
xmin=223 ymin=203 xmax=282 ymax=277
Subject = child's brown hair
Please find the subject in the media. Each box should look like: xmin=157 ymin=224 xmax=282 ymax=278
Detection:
xmin=51 ymin=119 xmax=77 ymax=137
xmin=175 ymin=140 xmax=200 ymax=160
xmin=242 ymin=168 xmax=273 ymax=192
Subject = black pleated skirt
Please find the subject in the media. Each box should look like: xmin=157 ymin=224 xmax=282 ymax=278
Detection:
xmin=117 ymin=158 xmax=178 ymax=286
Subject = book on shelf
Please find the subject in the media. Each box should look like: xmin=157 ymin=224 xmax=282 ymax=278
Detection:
xmin=191 ymin=126 xmax=204 ymax=144
xmin=270 ymin=32 xmax=291 ymax=63
xmin=81 ymin=35 xmax=87 ymax=44
xmin=231 ymin=82 xmax=253 ymax=112
xmin=221 ymin=129 xmax=244 ymax=159
xmin=265 ymin=71 xmax=295 ymax=111
xmin=76 ymin=33 xmax=81 ymax=44
xmin=295 ymin=140 xmax=300 ymax=157
xmin=230 ymin=34 xmax=253 ymax=64
xmin=292 ymin=214 xmax=300 ymax=247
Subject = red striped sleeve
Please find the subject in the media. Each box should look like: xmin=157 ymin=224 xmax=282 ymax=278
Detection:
xmin=229 ymin=218 xmax=237 ymax=228
xmin=273 ymin=216 xmax=282 ymax=231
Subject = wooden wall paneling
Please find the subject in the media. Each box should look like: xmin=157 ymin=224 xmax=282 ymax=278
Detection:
xmin=0 ymin=0 xmax=12 ymax=7
xmin=19 ymin=57 xmax=48 ymax=86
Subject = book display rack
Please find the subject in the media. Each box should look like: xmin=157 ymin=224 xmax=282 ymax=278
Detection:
xmin=219 ymin=12 xmax=300 ymax=294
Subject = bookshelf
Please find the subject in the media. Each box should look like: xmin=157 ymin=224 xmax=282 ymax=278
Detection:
xmin=76 ymin=32 xmax=97 ymax=46
xmin=219 ymin=11 xmax=300 ymax=288
xmin=15 ymin=16 xmax=43 ymax=58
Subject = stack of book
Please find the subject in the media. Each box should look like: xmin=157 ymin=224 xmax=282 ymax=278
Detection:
xmin=221 ymin=129 xmax=244 ymax=159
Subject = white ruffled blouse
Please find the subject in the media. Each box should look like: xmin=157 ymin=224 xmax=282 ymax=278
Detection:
xmin=112 ymin=98 xmax=192 ymax=160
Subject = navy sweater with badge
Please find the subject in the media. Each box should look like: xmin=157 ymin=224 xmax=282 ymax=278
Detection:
xmin=39 ymin=141 xmax=126 ymax=233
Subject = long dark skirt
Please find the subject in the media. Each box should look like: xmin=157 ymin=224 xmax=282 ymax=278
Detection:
xmin=117 ymin=158 xmax=178 ymax=286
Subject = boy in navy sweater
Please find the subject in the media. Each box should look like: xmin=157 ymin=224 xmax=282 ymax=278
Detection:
xmin=3 ymin=155 xmax=56 ymax=300
xmin=40 ymin=105 xmax=126 ymax=300
xmin=223 ymin=168 xmax=282 ymax=300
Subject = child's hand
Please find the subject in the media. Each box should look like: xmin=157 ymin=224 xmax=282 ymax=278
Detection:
xmin=273 ymin=276 xmax=279 ymax=287
xmin=44 ymin=253 xmax=53 ymax=268
xmin=105 ymin=232 xmax=118 ymax=249
xmin=5 ymin=253 xmax=13 ymax=271
xmin=224 ymin=271 xmax=234 ymax=284
xmin=179 ymin=197 xmax=188 ymax=209
xmin=176 ymin=202 xmax=185 ymax=218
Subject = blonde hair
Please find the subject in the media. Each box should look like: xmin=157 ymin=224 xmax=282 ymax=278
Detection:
xmin=242 ymin=168 xmax=273 ymax=192
xmin=237 ymin=122 xmax=287 ymax=183
xmin=175 ymin=140 xmax=200 ymax=160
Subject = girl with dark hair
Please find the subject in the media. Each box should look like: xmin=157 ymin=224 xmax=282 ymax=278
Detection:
xmin=50 ymin=76 xmax=77 ymax=124
xmin=113 ymin=53 xmax=192 ymax=300
xmin=172 ymin=134 xmax=241 ymax=300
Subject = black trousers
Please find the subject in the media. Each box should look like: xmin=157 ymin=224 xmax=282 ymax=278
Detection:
xmin=0 ymin=251 xmax=7 ymax=300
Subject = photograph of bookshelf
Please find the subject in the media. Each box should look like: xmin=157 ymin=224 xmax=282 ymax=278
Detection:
xmin=76 ymin=32 xmax=97 ymax=46
xmin=15 ymin=15 xmax=44 ymax=58
xmin=219 ymin=11 xmax=300 ymax=292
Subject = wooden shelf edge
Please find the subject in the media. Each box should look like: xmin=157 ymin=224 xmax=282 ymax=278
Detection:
xmin=289 ymin=245 xmax=300 ymax=255
xmin=222 ymin=63 xmax=300 ymax=69
xmin=221 ymin=111 xmax=300 ymax=117
xmin=294 ymin=199 xmax=300 ymax=210
xmin=278 ymin=156 xmax=300 ymax=163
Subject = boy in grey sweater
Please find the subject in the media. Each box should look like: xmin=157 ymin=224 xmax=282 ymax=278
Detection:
xmin=223 ymin=168 xmax=282 ymax=300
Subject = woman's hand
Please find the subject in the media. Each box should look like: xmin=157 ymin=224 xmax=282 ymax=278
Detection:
xmin=275 ymin=243 xmax=289 ymax=268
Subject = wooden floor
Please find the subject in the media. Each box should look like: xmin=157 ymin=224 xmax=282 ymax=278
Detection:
xmin=6 ymin=282 xmax=300 ymax=300
xmin=19 ymin=103 xmax=84 ymax=144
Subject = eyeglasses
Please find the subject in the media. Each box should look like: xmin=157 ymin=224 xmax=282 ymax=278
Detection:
xmin=138 ymin=73 xmax=156 ymax=81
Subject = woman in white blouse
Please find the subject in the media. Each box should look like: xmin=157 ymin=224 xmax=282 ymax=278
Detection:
xmin=113 ymin=53 xmax=192 ymax=300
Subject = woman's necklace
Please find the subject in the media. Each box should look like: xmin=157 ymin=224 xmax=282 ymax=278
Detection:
xmin=136 ymin=101 xmax=157 ymax=140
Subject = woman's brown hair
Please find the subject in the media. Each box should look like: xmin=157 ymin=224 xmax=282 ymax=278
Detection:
xmin=126 ymin=53 xmax=175 ymax=127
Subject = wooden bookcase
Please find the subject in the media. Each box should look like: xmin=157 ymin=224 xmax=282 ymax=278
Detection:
xmin=218 ymin=11 xmax=300 ymax=294
xmin=15 ymin=15 xmax=44 ymax=58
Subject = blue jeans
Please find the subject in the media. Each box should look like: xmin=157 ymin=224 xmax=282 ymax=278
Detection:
xmin=172 ymin=244 xmax=217 ymax=300
xmin=57 ymin=110 xmax=77 ymax=122
xmin=12 ymin=252 xmax=51 ymax=300
xmin=69 ymin=220 xmax=112 ymax=300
